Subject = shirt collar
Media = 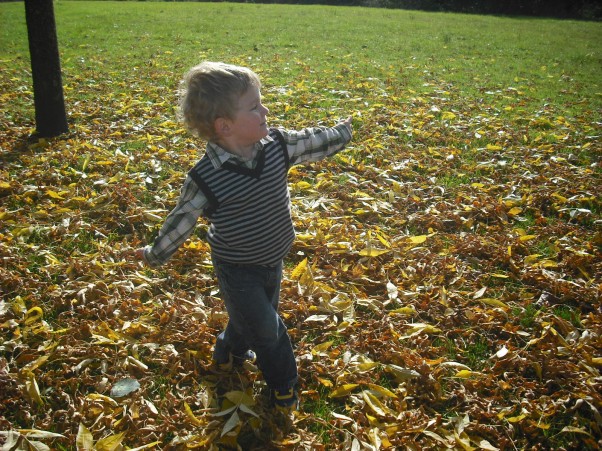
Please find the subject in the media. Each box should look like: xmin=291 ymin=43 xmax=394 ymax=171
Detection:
xmin=206 ymin=134 xmax=274 ymax=169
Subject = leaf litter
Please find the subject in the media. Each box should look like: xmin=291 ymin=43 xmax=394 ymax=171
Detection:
xmin=1 ymin=50 xmax=601 ymax=451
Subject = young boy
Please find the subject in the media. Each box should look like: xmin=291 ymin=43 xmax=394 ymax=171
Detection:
xmin=135 ymin=61 xmax=352 ymax=414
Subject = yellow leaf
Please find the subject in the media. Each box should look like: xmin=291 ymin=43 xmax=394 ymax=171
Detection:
xmin=85 ymin=393 xmax=118 ymax=407
xmin=442 ymin=111 xmax=456 ymax=120
xmin=81 ymin=154 xmax=91 ymax=172
xmin=402 ymin=323 xmax=442 ymax=338
xmin=590 ymin=357 xmax=602 ymax=366
xmin=23 ymin=372 xmax=44 ymax=406
xmin=519 ymin=235 xmax=537 ymax=242
xmin=507 ymin=413 xmax=527 ymax=423
xmin=295 ymin=181 xmax=312 ymax=190
xmin=389 ymin=306 xmax=416 ymax=315
xmin=479 ymin=298 xmax=510 ymax=309
xmin=359 ymin=248 xmax=390 ymax=257
xmin=487 ymin=144 xmax=503 ymax=151
xmin=365 ymin=412 xmax=379 ymax=426
xmin=312 ymin=341 xmax=334 ymax=355
xmin=11 ymin=226 xmax=34 ymax=237
xmin=454 ymin=431 xmax=475 ymax=451
xmin=366 ymin=383 xmax=397 ymax=398
xmin=421 ymin=430 xmax=451 ymax=445
xmin=477 ymin=439 xmax=499 ymax=451
xmin=577 ymin=265 xmax=591 ymax=279
xmin=21 ymin=354 xmax=49 ymax=373
xmin=95 ymin=432 xmax=126 ymax=451
xmin=532 ymin=421 xmax=551 ymax=430
xmin=291 ymin=258 xmax=308 ymax=280
xmin=385 ymin=364 xmax=419 ymax=381
xmin=317 ymin=377 xmax=333 ymax=387
xmin=524 ymin=254 xmax=541 ymax=264
xmin=361 ymin=390 xmax=390 ymax=416
xmin=184 ymin=402 xmax=203 ymax=426
xmin=76 ymin=423 xmax=94 ymax=450
xmin=24 ymin=306 xmax=43 ymax=325
xmin=46 ymin=189 xmax=65 ymax=200
xmin=508 ymin=207 xmax=522 ymax=216
xmin=559 ymin=426 xmax=593 ymax=436
xmin=375 ymin=232 xmax=391 ymax=248
xmin=423 ymin=324 xmax=442 ymax=334
xmin=224 ymin=390 xmax=255 ymax=406
xmin=408 ymin=235 xmax=427 ymax=244
xmin=329 ymin=383 xmax=360 ymax=398
xmin=455 ymin=369 xmax=474 ymax=378
xmin=11 ymin=296 xmax=27 ymax=315
xmin=355 ymin=362 xmax=379 ymax=372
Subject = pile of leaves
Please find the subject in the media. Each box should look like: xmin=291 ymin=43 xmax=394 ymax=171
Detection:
xmin=1 ymin=54 xmax=601 ymax=450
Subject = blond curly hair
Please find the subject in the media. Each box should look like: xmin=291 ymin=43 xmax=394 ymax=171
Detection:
xmin=178 ymin=62 xmax=261 ymax=142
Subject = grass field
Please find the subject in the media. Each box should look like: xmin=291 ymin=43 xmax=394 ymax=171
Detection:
xmin=1 ymin=1 xmax=601 ymax=450
xmin=2 ymin=1 xmax=601 ymax=118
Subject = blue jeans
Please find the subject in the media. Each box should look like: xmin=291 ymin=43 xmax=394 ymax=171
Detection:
xmin=212 ymin=258 xmax=298 ymax=392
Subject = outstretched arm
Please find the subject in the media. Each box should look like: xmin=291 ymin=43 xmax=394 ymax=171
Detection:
xmin=282 ymin=116 xmax=354 ymax=165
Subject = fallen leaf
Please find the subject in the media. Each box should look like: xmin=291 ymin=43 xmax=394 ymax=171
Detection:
xmin=110 ymin=378 xmax=140 ymax=398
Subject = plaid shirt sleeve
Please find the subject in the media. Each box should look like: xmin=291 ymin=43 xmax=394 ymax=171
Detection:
xmin=281 ymin=122 xmax=352 ymax=165
xmin=143 ymin=176 xmax=208 ymax=267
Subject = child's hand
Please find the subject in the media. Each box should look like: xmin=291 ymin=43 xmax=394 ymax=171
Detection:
xmin=122 ymin=247 xmax=148 ymax=265
xmin=134 ymin=248 xmax=146 ymax=262
xmin=340 ymin=116 xmax=353 ymax=128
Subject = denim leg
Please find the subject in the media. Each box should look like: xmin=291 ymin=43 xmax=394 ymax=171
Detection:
xmin=213 ymin=260 xmax=298 ymax=390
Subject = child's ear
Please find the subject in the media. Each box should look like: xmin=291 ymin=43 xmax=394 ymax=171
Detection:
xmin=214 ymin=117 xmax=231 ymax=138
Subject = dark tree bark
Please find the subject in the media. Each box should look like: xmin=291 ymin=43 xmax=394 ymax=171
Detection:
xmin=24 ymin=0 xmax=68 ymax=138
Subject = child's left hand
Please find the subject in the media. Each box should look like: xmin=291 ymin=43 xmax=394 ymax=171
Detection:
xmin=340 ymin=116 xmax=353 ymax=129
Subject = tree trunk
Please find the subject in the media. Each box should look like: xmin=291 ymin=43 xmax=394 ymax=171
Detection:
xmin=24 ymin=0 xmax=69 ymax=138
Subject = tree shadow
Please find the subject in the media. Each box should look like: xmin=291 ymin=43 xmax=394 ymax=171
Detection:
xmin=0 ymin=131 xmax=70 ymax=165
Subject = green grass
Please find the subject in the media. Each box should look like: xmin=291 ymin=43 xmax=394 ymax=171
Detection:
xmin=437 ymin=173 xmax=472 ymax=188
xmin=434 ymin=336 xmax=458 ymax=360
xmin=1 ymin=1 xmax=600 ymax=125
xmin=463 ymin=335 xmax=490 ymax=371
xmin=434 ymin=335 xmax=490 ymax=371
xmin=304 ymin=391 xmax=335 ymax=443
xmin=553 ymin=305 xmax=582 ymax=328
xmin=514 ymin=303 xmax=541 ymax=329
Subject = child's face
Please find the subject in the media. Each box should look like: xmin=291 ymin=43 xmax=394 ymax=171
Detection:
xmin=228 ymin=85 xmax=270 ymax=147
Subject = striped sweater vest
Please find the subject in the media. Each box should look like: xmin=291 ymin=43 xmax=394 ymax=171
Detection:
xmin=188 ymin=129 xmax=294 ymax=266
